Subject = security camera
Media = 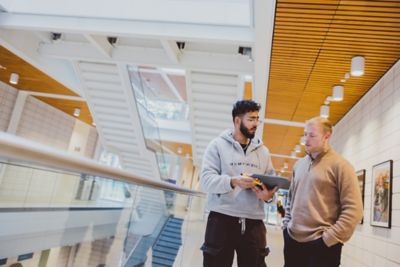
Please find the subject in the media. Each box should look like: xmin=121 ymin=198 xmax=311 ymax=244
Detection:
xmin=51 ymin=32 xmax=62 ymax=43
xmin=107 ymin=37 xmax=118 ymax=46
xmin=176 ymin=41 xmax=185 ymax=50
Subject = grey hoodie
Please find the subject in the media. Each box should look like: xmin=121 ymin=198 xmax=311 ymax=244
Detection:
xmin=200 ymin=129 xmax=275 ymax=220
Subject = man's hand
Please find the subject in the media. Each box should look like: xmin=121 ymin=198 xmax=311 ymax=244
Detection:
xmin=252 ymin=183 xmax=278 ymax=202
xmin=231 ymin=175 xmax=255 ymax=189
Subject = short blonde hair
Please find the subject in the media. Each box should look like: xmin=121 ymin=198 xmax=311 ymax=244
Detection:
xmin=306 ymin=117 xmax=333 ymax=134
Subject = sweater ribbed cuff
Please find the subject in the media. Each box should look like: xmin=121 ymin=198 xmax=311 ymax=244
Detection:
xmin=224 ymin=175 xmax=234 ymax=192
xmin=322 ymin=230 xmax=339 ymax=247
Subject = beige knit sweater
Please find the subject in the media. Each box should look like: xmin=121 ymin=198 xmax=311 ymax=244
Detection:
xmin=282 ymin=147 xmax=363 ymax=247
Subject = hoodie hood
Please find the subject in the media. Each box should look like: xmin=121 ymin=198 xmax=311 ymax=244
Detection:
xmin=220 ymin=129 xmax=264 ymax=152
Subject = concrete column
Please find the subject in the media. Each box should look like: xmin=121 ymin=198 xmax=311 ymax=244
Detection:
xmin=6 ymin=91 xmax=28 ymax=134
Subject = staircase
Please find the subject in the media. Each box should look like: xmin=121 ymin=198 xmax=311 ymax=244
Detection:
xmin=152 ymin=216 xmax=184 ymax=267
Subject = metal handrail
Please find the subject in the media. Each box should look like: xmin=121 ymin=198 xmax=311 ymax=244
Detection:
xmin=0 ymin=133 xmax=205 ymax=197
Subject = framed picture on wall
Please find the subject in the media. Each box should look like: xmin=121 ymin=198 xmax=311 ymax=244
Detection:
xmin=356 ymin=169 xmax=366 ymax=224
xmin=371 ymin=160 xmax=393 ymax=228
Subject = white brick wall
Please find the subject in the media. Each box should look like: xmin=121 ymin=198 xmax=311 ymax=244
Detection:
xmin=0 ymin=81 xmax=18 ymax=131
xmin=331 ymin=60 xmax=400 ymax=267
xmin=16 ymin=96 xmax=75 ymax=150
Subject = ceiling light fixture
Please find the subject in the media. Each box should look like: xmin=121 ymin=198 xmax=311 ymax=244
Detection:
xmin=351 ymin=56 xmax=365 ymax=77
xmin=332 ymin=85 xmax=344 ymax=101
xmin=320 ymin=105 xmax=329 ymax=118
xmin=295 ymin=145 xmax=301 ymax=153
xmin=283 ymin=162 xmax=288 ymax=169
xmin=73 ymin=107 xmax=81 ymax=117
xmin=9 ymin=73 xmax=19 ymax=85
xmin=300 ymin=136 xmax=305 ymax=146
xmin=344 ymin=73 xmax=350 ymax=79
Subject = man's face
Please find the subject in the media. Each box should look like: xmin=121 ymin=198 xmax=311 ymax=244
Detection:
xmin=239 ymin=111 xmax=260 ymax=139
xmin=304 ymin=122 xmax=330 ymax=155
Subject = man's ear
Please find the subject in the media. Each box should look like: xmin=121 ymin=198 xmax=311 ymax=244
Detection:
xmin=234 ymin=116 xmax=241 ymax=126
xmin=324 ymin=132 xmax=332 ymax=141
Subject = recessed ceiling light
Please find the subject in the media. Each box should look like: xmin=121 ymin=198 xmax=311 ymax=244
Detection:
xmin=73 ymin=107 xmax=81 ymax=117
xmin=351 ymin=56 xmax=365 ymax=77
xmin=320 ymin=105 xmax=329 ymax=118
xmin=9 ymin=73 xmax=19 ymax=85
xmin=283 ymin=162 xmax=288 ymax=169
xmin=332 ymin=85 xmax=344 ymax=101
xmin=300 ymin=136 xmax=305 ymax=146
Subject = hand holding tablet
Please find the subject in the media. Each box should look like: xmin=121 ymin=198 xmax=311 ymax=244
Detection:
xmin=250 ymin=174 xmax=290 ymax=190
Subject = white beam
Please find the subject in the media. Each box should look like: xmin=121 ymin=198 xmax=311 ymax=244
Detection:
xmin=271 ymin=153 xmax=300 ymax=160
xmin=20 ymin=91 xmax=84 ymax=101
xmin=85 ymin=34 xmax=113 ymax=58
xmin=158 ymin=68 xmax=184 ymax=102
xmin=38 ymin=42 xmax=253 ymax=74
xmin=7 ymin=91 xmax=28 ymax=134
xmin=264 ymin=118 xmax=306 ymax=128
xmin=253 ymin=0 xmax=276 ymax=136
xmin=160 ymin=39 xmax=181 ymax=64
xmin=0 ymin=13 xmax=254 ymax=45
xmin=0 ymin=0 xmax=250 ymax=27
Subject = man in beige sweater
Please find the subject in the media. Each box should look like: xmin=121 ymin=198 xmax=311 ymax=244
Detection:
xmin=282 ymin=117 xmax=363 ymax=267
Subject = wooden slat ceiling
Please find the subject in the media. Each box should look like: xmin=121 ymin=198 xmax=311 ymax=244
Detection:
xmin=265 ymin=0 xmax=400 ymax=178
xmin=0 ymin=46 xmax=93 ymax=125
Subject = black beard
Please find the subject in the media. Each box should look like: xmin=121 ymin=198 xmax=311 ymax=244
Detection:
xmin=240 ymin=121 xmax=255 ymax=139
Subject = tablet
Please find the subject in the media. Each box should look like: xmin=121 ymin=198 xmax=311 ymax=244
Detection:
xmin=250 ymin=174 xmax=290 ymax=190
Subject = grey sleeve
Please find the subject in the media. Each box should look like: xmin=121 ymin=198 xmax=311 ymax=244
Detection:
xmin=266 ymin=153 xmax=275 ymax=175
xmin=200 ymin=140 xmax=233 ymax=194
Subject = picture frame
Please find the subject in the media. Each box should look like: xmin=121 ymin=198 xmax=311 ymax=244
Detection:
xmin=356 ymin=169 xmax=366 ymax=224
xmin=370 ymin=160 xmax=393 ymax=228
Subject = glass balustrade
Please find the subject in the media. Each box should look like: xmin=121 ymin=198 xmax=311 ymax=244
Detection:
xmin=0 ymin=160 xmax=206 ymax=267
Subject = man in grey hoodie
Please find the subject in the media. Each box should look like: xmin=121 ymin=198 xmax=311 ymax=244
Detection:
xmin=200 ymin=100 xmax=277 ymax=267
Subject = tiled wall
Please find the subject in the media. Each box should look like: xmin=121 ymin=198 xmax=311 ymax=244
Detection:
xmin=16 ymin=96 xmax=75 ymax=150
xmin=0 ymin=82 xmax=18 ymax=131
xmin=330 ymin=60 xmax=400 ymax=267
xmin=1 ymin=81 xmax=98 ymax=155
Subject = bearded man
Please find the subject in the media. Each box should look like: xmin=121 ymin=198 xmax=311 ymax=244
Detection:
xmin=200 ymin=100 xmax=277 ymax=267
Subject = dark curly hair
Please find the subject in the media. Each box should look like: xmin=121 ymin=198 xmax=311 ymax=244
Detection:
xmin=232 ymin=100 xmax=261 ymax=121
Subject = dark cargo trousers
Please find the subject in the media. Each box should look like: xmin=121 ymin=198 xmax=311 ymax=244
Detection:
xmin=201 ymin=211 xmax=269 ymax=267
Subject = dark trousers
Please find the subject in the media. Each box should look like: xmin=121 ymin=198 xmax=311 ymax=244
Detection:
xmin=283 ymin=228 xmax=343 ymax=267
xmin=201 ymin=211 xmax=269 ymax=267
